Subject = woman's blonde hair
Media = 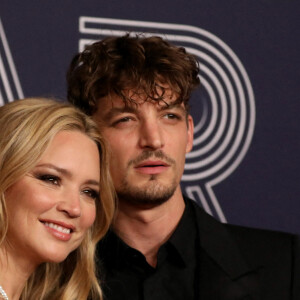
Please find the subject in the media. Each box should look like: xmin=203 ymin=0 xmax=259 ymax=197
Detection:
xmin=0 ymin=98 xmax=115 ymax=300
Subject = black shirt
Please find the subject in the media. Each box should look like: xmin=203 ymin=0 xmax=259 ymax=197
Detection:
xmin=96 ymin=199 xmax=199 ymax=300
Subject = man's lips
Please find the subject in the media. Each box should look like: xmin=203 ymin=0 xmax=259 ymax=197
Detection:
xmin=134 ymin=160 xmax=169 ymax=175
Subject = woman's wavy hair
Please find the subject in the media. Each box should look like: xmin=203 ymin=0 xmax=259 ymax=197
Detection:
xmin=67 ymin=34 xmax=200 ymax=115
xmin=0 ymin=98 xmax=115 ymax=300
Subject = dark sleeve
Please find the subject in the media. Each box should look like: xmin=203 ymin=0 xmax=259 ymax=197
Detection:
xmin=292 ymin=235 xmax=300 ymax=299
xmin=225 ymin=224 xmax=300 ymax=299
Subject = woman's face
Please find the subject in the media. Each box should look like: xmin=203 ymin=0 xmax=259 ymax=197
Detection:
xmin=4 ymin=130 xmax=100 ymax=265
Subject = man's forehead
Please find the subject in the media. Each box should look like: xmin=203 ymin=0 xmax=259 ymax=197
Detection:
xmin=99 ymin=92 xmax=184 ymax=111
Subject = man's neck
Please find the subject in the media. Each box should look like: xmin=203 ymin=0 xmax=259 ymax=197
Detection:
xmin=113 ymin=188 xmax=185 ymax=267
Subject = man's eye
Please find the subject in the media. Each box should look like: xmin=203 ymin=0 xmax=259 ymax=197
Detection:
xmin=164 ymin=113 xmax=180 ymax=120
xmin=37 ymin=174 xmax=60 ymax=185
xmin=112 ymin=116 xmax=135 ymax=127
xmin=82 ymin=189 xmax=100 ymax=201
xmin=116 ymin=117 xmax=132 ymax=123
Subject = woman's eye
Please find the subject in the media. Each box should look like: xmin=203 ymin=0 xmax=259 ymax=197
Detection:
xmin=82 ymin=189 xmax=99 ymax=201
xmin=38 ymin=174 xmax=60 ymax=185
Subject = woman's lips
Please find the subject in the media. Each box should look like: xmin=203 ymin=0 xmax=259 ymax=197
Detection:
xmin=40 ymin=220 xmax=75 ymax=241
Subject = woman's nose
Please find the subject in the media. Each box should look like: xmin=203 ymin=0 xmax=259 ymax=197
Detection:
xmin=56 ymin=191 xmax=81 ymax=218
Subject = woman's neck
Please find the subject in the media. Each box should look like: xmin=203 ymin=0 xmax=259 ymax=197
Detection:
xmin=0 ymin=246 xmax=36 ymax=300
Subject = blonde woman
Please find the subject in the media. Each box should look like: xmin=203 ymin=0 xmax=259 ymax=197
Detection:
xmin=0 ymin=98 xmax=115 ymax=300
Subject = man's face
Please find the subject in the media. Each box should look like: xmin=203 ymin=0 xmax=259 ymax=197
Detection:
xmin=93 ymin=92 xmax=194 ymax=207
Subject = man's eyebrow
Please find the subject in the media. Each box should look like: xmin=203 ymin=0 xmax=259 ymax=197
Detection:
xmin=102 ymin=102 xmax=187 ymax=121
xmin=103 ymin=106 xmax=137 ymax=121
xmin=158 ymin=102 xmax=187 ymax=114
xmin=35 ymin=163 xmax=100 ymax=186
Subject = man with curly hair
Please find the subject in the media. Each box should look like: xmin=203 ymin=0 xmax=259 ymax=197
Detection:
xmin=67 ymin=34 xmax=299 ymax=300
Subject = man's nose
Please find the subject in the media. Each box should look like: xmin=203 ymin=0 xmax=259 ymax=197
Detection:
xmin=138 ymin=119 xmax=164 ymax=150
xmin=57 ymin=191 xmax=81 ymax=218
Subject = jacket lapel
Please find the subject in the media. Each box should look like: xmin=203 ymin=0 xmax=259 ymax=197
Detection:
xmin=190 ymin=200 xmax=261 ymax=300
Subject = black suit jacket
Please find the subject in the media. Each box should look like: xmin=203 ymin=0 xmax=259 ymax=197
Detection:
xmin=190 ymin=199 xmax=300 ymax=299
xmin=97 ymin=198 xmax=300 ymax=299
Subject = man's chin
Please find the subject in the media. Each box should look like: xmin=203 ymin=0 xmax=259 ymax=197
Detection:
xmin=117 ymin=182 xmax=176 ymax=207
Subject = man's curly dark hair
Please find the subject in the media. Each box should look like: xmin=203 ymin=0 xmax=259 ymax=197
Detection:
xmin=67 ymin=34 xmax=200 ymax=115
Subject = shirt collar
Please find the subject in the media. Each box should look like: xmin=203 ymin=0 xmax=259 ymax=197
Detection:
xmin=167 ymin=198 xmax=198 ymax=267
xmin=99 ymin=198 xmax=198 ymax=269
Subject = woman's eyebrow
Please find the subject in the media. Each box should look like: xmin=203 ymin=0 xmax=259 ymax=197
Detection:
xmin=35 ymin=163 xmax=100 ymax=186
xmin=35 ymin=163 xmax=71 ymax=177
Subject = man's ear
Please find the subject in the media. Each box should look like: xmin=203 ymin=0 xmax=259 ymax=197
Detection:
xmin=186 ymin=115 xmax=194 ymax=153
